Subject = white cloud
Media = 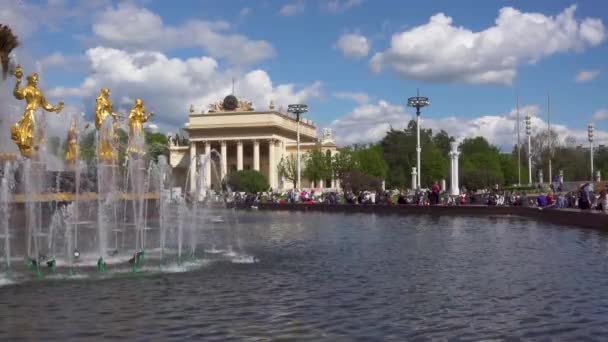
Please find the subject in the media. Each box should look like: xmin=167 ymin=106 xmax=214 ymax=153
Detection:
xmin=370 ymin=5 xmax=606 ymax=85
xmin=239 ymin=7 xmax=252 ymax=18
xmin=575 ymin=70 xmax=600 ymax=83
xmin=93 ymin=3 xmax=275 ymax=65
xmin=330 ymin=100 xmax=608 ymax=149
xmin=333 ymin=91 xmax=370 ymax=104
xmin=336 ymin=33 xmax=370 ymax=58
xmin=330 ymin=100 xmax=411 ymax=144
xmin=324 ymin=0 xmax=363 ymax=13
xmin=47 ymin=47 xmax=322 ymax=131
xmin=279 ymin=0 xmax=305 ymax=16
xmin=40 ymin=52 xmax=67 ymax=66
xmin=592 ymin=109 xmax=608 ymax=120
xmin=0 ymin=0 xmax=111 ymax=39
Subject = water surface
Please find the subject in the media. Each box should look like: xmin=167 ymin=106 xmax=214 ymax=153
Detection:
xmin=1 ymin=211 xmax=608 ymax=340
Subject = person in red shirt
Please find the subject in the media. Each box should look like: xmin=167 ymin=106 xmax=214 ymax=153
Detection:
xmin=431 ymin=181 xmax=441 ymax=205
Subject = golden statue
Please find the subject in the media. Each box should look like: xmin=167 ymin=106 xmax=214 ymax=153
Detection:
xmin=65 ymin=118 xmax=79 ymax=166
xmin=11 ymin=65 xmax=64 ymax=158
xmin=127 ymin=98 xmax=153 ymax=155
xmin=95 ymin=88 xmax=120 ymax=162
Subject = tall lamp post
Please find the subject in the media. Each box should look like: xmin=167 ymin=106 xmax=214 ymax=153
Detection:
xmin=588 ymin=123 xmax=594 ymax=182
xmin=288 ymin=104 xmax=308 ymax=189
xmin=525 ymin=114 xmax=532 ymax=185
xmin=407 ymin=90 xmax=430 ymax=189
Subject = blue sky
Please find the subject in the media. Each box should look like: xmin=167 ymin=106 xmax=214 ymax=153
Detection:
xmin=2 ymin=0 xmax=608 ymax=149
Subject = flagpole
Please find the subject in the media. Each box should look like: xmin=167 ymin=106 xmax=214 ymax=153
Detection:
xmin=547 ymin=92 xmax=552 ymax=185
xmin=517 ymin=92 xmax=521 ymax=186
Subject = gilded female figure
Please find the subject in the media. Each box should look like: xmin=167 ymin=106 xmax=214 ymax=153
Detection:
xmin=95 ymin=88 xmax=119 ymax=162
xmin=11 ymin=65 xmax=64 ymax=158
xmin=65 ymin=118 xmax=79 ymax=165
xmin=127 ymin=98 xmax=153 ymax=155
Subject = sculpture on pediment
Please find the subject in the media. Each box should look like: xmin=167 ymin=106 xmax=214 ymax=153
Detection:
xmin=207 ymin=95 xmax=254 ymax=112
xmin=238 ymin=99 xmax=254 ymax=111
xmin=208 ymin=101 xmax=222 ymax=113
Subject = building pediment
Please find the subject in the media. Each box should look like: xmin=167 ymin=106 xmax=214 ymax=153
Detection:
xmin=208 ymin=95 xmax=254 ymax=113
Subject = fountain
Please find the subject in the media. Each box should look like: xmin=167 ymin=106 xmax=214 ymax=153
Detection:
xmin=0 ymin=34 xmax=251 ymax=283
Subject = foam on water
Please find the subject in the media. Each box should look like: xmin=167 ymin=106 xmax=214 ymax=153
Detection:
xmin=0 ymin=275 xmax=14 ymax=287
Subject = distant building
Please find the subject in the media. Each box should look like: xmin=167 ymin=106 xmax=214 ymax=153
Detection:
xmin=169 ymin=95 xmax=338 ymax=192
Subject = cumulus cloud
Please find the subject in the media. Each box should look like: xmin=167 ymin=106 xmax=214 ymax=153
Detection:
xmin=370 ymin=5 xmax=606 ymax=85
xmin=47 ymin=47 xmax=322 ymax=131
xmin=336 ymin=33 xmax=370 ymax=58
xmin=330 ymin=100 xmax=412 ymax=144
xmin=330 ymin=100 xmax=608 ymax=149
xmin=93 ymin=3 xmax=275 ymax=65
xmin=592 ymin=109 xmax=608 ymax=120
xmin=333 ymin=91 xmax=370 ymax=104
xmin=279 ymin=0 xmax=305 ymax=16
xmin=324 ymin=0 xmax=363 ymax=13
xmin=575 ymin=70 xmax=600 ymax=83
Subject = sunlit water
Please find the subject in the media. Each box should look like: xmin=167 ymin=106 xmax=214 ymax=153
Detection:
xmin=1 ymin=211 xmax=608 ymax=340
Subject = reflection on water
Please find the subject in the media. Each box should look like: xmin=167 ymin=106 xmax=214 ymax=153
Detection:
xmin=1 ymin=211 xmax=608 ymax=340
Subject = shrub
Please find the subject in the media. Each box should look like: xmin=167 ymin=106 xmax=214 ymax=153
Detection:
xmin=226 ymin=170 xmax=269 ymax=193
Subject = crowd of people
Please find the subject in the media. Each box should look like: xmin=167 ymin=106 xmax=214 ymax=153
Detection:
xmin=226 ymin=181 xmax=608 ymax=214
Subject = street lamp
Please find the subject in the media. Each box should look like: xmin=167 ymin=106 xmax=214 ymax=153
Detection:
xmin=525 ymin=114 xmax=532 ymax=185
xmin=407 ymin=90 xmax=430 ymax=189
xmin=288 ymin=104 xmax=308 ymax=189
xmin=588 ymin=123 xmax=594 ymax=182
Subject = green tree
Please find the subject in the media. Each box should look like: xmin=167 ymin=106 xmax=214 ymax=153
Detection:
xmin=227 ymin=170 xmax=269 ymax=193
xmin=145 ymin=131 xmax=168 ymax=162
xmin=433 ymin=130 xmax=454 ymax=156
xmin=352 ymin=144 xmax=388 ymax=179
xmin=303 ymin=148 xmax=332 ymax=186
xmin=332 ymin=148 xmax=356 ymax=189
xmin=459 ymin=137 xmax=504 ymax=190
xmin=380 ymin=121 xmax=450 ymax=189
xmin=342 ymin=170 xmax=382 ymax=193
xmin=499 ymin=153 xmax=518 ymax=186
xmin=79 ymin=129 xmax=96 ymax=163
xmin=277 ymin=154 xmax=298 ymax=188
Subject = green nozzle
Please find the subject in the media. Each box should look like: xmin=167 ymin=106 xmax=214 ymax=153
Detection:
xmin=97 ymin=256 xmax=106 ymax=272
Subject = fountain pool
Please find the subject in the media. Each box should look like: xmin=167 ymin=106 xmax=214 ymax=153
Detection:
xmin=1 ymin=211 xmax=608 ymax=340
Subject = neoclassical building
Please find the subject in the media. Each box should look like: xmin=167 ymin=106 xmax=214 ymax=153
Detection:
xmin=169 ymin=95 xmax=338 ymax=192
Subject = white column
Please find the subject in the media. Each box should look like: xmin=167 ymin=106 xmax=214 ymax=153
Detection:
xmin=220 ymin=140 xmax=227 ymax=180
xmin=450 ymin=142 xmax=460 ymax=196
xmin=411 ymin=167 xmax=417 ymax=191
xmin=528 ymin=135 xmax=532 ymax=185
xmin=204 ymin=141 xmax=211 ymax=188
xmin=253 ymin=140 xmax=260 ymax=171
xmin=296 ymin=121 xmax=301 ymax=189
xmin=590 ymin=142 xmax=594 ymax=182
xmin=454 ymin=151 xmax=459 ymax=194
xmin=268 ymin=139 xmax=276 ymax=189
xmin=189 ymin=142 xmax=197 ymax=193
xmin=236 ymin=140 xmax=243 ymax=171
xmin=331 ymin=179 xmax=336 ymax=189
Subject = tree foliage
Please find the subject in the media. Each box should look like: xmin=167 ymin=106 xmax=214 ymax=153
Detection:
xmin=342 ymin=170 xmax=382 ymax=193
xmin=380 ymin=120 xmax=449 ymax=189
xmin=303 ymin=148 xmax=332 ymax=185
xmin=226 ymin=170 xmax=269 ymax=193
xmin=459 ymin=137 xmax=504 ymax=190
xmin=277 ymin=154 xmax=298 ymax=188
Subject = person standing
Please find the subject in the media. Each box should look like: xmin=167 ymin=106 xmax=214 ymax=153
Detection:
xmin=431 ymin=181 xmax=441 ymax=205
xmin=579 ymin=183 xmax=591 ymax=210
